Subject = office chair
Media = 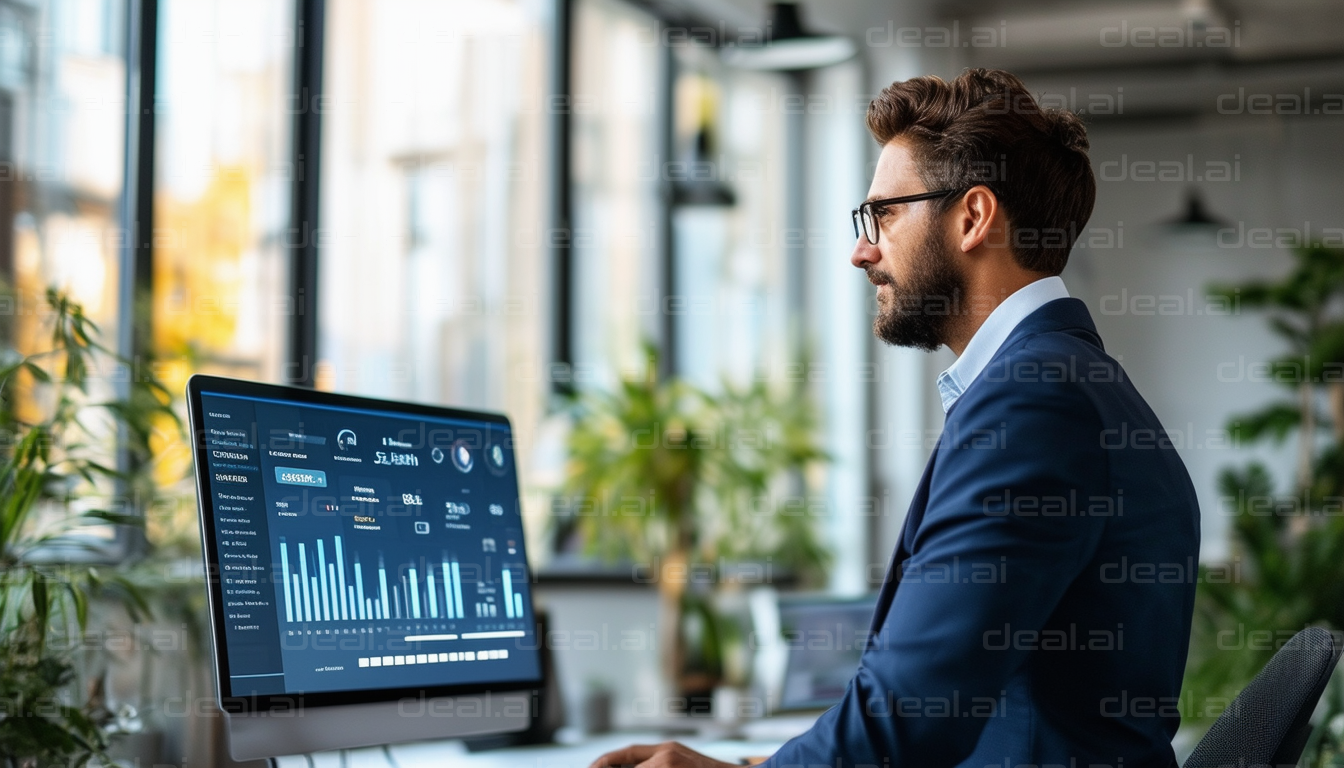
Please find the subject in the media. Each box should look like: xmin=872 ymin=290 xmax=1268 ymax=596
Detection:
xmin=1184 ymin=625 xmax=1344 ymax=768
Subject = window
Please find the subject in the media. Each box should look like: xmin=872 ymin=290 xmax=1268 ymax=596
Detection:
xmin=569 ymin=0 xmax=664 ymax=387
xmin=0 ymin=0 xmax=128 ymax=546
xmin=315 ymin=0 xmax=551 ymax=471
xmin=153 ymin=0 xmax=294 ymax=384
xmin=0 ymin=0 xmax=861 ymax=580
xmin=668 ymin=43 xmax=793 ymax=390
xmin=567 ymin=2 xmax=797 ymax=390
xmin=150 ymin=0 xmax=295 ymax=537
xmin=1 ymin=0 xmax=125 ymax=349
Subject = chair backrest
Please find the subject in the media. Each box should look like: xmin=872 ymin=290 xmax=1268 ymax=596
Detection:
xmin=1184 ymin=626 xmax=1343 ymax=768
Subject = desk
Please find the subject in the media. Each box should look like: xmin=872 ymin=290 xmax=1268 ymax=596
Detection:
xmin=273 ymin=731 xmax=795 ymax=768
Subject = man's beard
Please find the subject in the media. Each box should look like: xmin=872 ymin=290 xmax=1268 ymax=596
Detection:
xmin=868 ymin=223 xmax=967 ymax=352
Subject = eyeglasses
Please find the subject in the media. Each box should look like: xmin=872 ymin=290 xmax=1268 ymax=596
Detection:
xmin=851 ymin=189 xmax=962 ymax=245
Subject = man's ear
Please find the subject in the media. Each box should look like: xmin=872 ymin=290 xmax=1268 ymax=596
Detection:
xmin=953 ymin=185 xmax=1003 ymax=254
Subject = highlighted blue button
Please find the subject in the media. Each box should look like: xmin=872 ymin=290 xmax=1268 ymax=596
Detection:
xmin=275 ymin=467 xmax=327 ymax=487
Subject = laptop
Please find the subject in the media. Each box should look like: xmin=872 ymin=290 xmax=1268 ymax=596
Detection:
xmin=739 ymin=591 xmax=877 ymax=742
xmin=775 ymin=593 xmax=879 ymax=711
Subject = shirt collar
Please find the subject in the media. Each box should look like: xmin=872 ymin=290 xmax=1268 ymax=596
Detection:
xmin=936 ymin=275 xmax=1070 ymax=413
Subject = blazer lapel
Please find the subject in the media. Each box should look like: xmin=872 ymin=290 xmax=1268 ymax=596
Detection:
xmin=869 ymin=449 xmax=937 ymax=633
xmin=864 ymin=299 xmax=1101 ymax=636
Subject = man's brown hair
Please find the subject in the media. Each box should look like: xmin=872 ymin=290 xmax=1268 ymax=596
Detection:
xmin=866 ymin=68 xmax=1095 ymax=275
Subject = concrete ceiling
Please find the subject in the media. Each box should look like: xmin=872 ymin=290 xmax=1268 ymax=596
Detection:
xmin=638 ymin=0 xmax=1344 ymax=121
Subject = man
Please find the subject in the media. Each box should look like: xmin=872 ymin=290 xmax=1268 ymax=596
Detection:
xmin=593 ymin=69 xmax=1200 ymax=768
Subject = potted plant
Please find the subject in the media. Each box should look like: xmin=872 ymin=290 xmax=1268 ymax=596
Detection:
xmin=0 ymin=289 xmax=177 ymax=768
xmin=557 ymin=344 xmax=830 ymax=711
xmin=1184 ymin=243 xmax=1344 ymax=766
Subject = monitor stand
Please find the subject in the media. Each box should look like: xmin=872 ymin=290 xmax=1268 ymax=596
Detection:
xmin=225 ymin=692 xmax=533 ymax=761
xmin=462 ymin=611 xmax=564 ymax=752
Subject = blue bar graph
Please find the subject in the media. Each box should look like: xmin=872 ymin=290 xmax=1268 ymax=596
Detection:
xmin=335 ymin=536 xmax=349 ymax=620
xmin=378 ymin=558 xmax=390 ymax=620
xmin=354 ymin=559 xmax=366 ymax=620
xmin=446 ymin=562 xmax=462 ymax=621
xmin=428 ymin=571 xmax=438 ymax=619
xmin=451 ymin=561 xmax=464 ymax=618
xmin=276 ymin=535 xmax=519 ymax=626
xmin=317 ymin=540 xmax=329 ymax=621
xmin=297 ymin=543 xmax=311 ymax=621
xmin=279 ymin=542 xmax=293 ymax=622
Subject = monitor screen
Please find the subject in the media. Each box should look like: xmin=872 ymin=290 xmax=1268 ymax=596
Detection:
xmin=189 ymin=376 xmax=543 ymax=708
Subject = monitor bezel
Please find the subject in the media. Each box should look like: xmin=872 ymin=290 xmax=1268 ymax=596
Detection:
xmin=187 ymin=374 xmax=543 ymax=713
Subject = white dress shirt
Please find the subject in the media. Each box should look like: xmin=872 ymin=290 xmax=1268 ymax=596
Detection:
xmin=935 ymin=275 xmax=1071 ymax=413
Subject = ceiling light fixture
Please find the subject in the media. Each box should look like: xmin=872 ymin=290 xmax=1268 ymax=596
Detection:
xmin=1163 ymin=188 xmax=1229 ymax=230
xmin=721 ymin=3 xmax=856 ymax=71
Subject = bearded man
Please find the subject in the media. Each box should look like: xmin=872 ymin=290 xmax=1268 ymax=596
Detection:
xmin=594 ymin=68 xmax=1200 ymax=768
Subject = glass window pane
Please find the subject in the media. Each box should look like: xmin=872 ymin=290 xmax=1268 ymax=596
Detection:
xmin=151 ymin=0 xmax=295 ymax=534
xmin=316 ymin=0 xmax=550 ymax=450
xmin=153 ymin=0 xmax=294 ymax=384
xmin=1 ymin=0 xmax=125 ymax=349
xmin=0 ymin=0 xmax=127 ymax=545
xmin=669 ymin=45 xmax=792 ymax=390
xmin=570 ymin=0 xmax=663 ymax=387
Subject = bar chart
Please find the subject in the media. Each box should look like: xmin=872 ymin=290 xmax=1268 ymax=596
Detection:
xmin=276 ymin=535 xmax=525 ymax=624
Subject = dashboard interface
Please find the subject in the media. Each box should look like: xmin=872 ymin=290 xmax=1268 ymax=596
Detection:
xmin=191 ymin=379 xmax=542 ymax=699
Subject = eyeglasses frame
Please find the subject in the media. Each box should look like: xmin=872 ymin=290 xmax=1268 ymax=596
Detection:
xmin=851 ymin=188 xmax=963 ymax=245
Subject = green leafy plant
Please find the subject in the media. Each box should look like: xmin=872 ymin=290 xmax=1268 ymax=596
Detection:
xmin=0 ymin=289 xmax=178 ymax=768
xmin=1184 ymin=244 xmax=1344 ymax=765
xmin=557 ymin=344 xmax=830 ymax=702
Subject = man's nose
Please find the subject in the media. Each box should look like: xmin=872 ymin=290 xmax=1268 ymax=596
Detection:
xmin=851 ymin=235 xmax=880 ymax=269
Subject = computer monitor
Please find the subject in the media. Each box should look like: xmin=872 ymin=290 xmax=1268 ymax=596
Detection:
xmin=187 ymin=375 xmax=543 ymax=760
xmin=776 ymin=593 xmax=877 ymax=712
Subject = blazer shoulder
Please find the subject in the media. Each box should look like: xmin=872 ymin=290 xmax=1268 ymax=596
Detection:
xmin=951 ymin=339 xmax=1113 ymax=442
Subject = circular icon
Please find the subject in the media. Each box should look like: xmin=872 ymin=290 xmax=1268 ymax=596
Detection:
xmin=484 ymin=436 xmax=509 ymax=476
xmin=337 ymin=429 xmax=357 ymax=451
xmin=450 ymin=439 xmax=473 ymax=473
xmin=431 ymin=446 xmax=445 ymax=464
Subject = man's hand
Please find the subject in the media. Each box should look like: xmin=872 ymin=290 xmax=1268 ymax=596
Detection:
xmin=588 ymin=741 xmax=741 ymax=768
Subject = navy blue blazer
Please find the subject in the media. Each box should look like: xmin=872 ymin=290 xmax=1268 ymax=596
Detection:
xmin=765 ymin=298 xmax=1200 ymax=768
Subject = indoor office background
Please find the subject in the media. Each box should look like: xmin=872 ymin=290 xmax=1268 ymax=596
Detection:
xmin=2 ymin=0 xmax=1344 ymax=765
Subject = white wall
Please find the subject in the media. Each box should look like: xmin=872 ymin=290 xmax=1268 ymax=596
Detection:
xmin=1069 ymin=113 xmax=1344 ymax=560
xmin=853 ymin=66 xmax=1342 ymax=565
